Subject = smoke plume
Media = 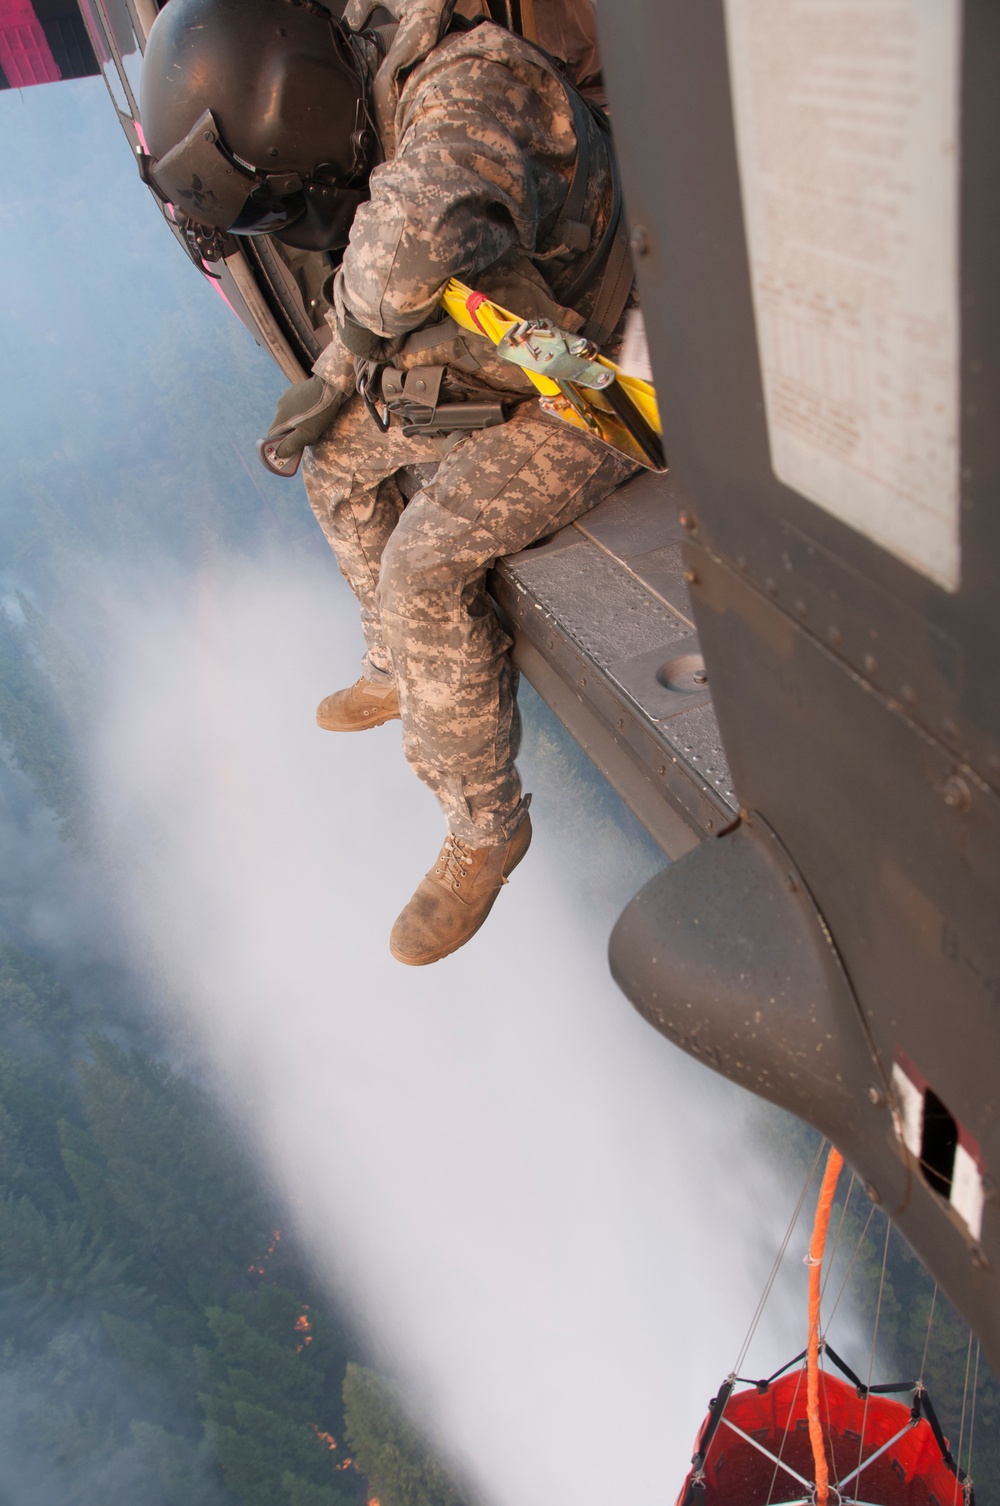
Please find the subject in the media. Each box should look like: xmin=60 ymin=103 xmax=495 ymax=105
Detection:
xmin=89 ymin=545 xmax=807 ymax=1506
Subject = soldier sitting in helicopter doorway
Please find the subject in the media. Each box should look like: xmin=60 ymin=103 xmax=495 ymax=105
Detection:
xmin=139 ymin=0 xmax=637 ymax=965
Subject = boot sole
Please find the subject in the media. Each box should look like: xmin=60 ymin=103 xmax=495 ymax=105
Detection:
xmin=390 ymin=820 xmax=532 ymax=967
xmin=316 ymin=710 xmax=401 ymax=732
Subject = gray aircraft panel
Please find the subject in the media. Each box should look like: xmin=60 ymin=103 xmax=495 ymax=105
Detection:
xmin=599 ymin=0 xmax=1000 ymax=1369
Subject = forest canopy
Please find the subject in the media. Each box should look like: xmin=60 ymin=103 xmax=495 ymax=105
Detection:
xmin=0 ymin=943 xmax=469 ymax=1506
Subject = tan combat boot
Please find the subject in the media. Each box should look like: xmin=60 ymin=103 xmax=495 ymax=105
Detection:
xmin=316 ymin=677 xmax=401 ymax=731
xmin=390 ymin=815 xmax=533 ymax=966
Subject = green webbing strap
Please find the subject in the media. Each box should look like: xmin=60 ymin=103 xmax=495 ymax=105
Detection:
xmin=338 ymin=306 xmax=385 ymax=361
xmin=556 ymin=84 xmax=634 ymax=346
xmin=554 ymin=77 xmax=593 ymax=255
xmin=581 ymin=216 xmax=634 ymax=347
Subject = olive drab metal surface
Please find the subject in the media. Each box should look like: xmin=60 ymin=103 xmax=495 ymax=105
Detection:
xmin=600 ymin=0 xmax=1000 ymax=1370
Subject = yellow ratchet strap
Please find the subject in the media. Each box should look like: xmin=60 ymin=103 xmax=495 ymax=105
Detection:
xmin=440 ymin=278 xmax=665 ymax=471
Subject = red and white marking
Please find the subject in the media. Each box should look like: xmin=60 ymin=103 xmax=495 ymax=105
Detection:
xmin=891 ymin=1052 xmax=986 ymax=1241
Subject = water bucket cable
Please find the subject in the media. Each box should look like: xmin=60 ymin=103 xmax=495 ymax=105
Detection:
xmin=852 ymin=1214 xmax=892 ymax=1496
xmin=919 ymin=1282 xmax=939 ymax=1385
xmin=952 ymin=1330 xmax=976 ymax=1505
xmin=763 ymin=1363 xmax=805 ymax=1506
xmin=824 ymin=1202 xmax=876 ymax=1330
xmin=683 ymin=1146 xmax=827 ymax=1505
xmin=679 ymin=1143 xmax=980 ymax=1506
xmin=965 ymin=1340 xmax=981 ymax=1501
xmin=732 ymin=1139 xmax=827 ymax=1379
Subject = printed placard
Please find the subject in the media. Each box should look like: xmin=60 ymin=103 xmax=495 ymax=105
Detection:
xmin=724 ymin=0 xmax=962 ymax=590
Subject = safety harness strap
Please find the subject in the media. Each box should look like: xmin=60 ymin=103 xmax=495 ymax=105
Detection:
xmin=489 ymin=16 xmax=632 ymax=343
xmin=553 ymin=77 xmax=593 ymax=254
xmin=582 ymin=216 xmax=633 ymax=346
xmin=554 ymin=82 xmax=634 ymax=346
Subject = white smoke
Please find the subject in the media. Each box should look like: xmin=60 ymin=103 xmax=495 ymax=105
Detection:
xmin=90 ymin=546 xmax=810 ymax=1506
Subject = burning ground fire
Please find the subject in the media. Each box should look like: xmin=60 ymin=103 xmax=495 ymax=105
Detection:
xmin=242 ymin=1239 xmax=371 ymax=1491
xmin=309 ymin=1423 xmax=357 ymax=1474
xmin=248 ymin=1228 xmax=282 ymax=1276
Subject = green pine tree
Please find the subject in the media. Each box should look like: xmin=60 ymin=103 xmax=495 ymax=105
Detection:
xmin=0 ymin=1191 xmax=140 ymax=1328
xmin=76 ymin=1035 xmax=272 ymax=1303
xmin=198 ymin=1286 xmax=359 ymax=1506
xmin=102 ymin=1311 xmax=202 ymax=1424
xmin=25 ymin=1397 xmax=117 ymax=1479
xmin=342 ymin=1365 xmax=467 ymax=1506
xmin=0 ymin=945 xmax=75 ymax=1039
xmin=127 ymin=1421 xmax=229 ymax=1506
xmin=0 ymin=608 xmax=82 ymax=838
xmin=282 ymin=1472 xmax=355 ymax=1506
xmin=0 ymin=1051 xmax=80 ymax=1216
xmin=58 ymin=1119 xmax=125 ymax=1237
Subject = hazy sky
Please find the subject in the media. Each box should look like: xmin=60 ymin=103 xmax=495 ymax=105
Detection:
xmin=1 ymin=73 xmax=821 ymax=1506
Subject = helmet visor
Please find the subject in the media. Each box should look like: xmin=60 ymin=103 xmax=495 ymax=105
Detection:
xmin=150 ymin=108 xmax=256 ymax=229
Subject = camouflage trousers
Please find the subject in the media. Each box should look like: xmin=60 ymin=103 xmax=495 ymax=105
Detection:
xmin=303 ymin=392 xmax=635 ymax=847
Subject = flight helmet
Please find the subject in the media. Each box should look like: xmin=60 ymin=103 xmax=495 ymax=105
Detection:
xmin=139 ymin=0 xmax=375 ymax=251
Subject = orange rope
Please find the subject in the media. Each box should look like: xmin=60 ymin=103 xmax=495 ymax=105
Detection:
xmin=807 ymin=1146 xmax=844 ymax=1504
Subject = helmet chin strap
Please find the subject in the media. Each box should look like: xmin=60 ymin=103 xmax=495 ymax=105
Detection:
xmin=348 ymin=95 xmax=378 ymax=180
xmin=347 ymin=27 xmax=388 ymax=173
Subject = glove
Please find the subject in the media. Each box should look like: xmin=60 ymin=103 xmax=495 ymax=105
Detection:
xmin=256 ymin=376 xmax=345 ymax=477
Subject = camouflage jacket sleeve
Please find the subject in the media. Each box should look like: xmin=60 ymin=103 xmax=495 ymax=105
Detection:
xmin=311 ymin=325 xmax=359 ymax=395
xmin=338 ymin=49 xmax=580 ymax=338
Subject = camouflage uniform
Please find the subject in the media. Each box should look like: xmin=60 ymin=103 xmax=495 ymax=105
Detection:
xmin=304 ymin=0 xmax=636 ymax=846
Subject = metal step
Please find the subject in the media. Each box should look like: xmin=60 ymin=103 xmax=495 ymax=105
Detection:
xmin=492 ymin=470 xmax=738 ymax=859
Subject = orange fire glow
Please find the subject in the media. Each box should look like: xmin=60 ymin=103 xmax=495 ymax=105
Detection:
xmin=248 ymin=1229 xmax=283 ymax=1276
xmin=311 ymin=1424 xmax=338 ymax=1451
xmin=295 ymin=1309 xmax=314 ymax=1350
